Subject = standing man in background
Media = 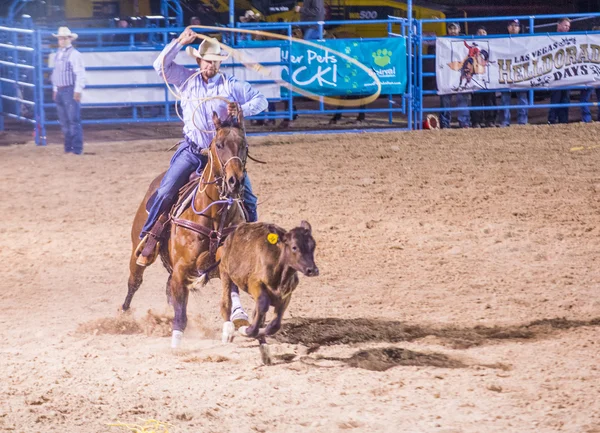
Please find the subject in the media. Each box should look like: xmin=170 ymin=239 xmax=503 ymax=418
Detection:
xmin=51 ymin=27 xmax=86 ymax=154
xmin=295 ymin=0 xmax=325 ymax=40
xmin=439 ymin=22 xmax=470 ymax=128
xmin=548 ymin=18 xmax=571 ymax=124
xmin=579 ymin=25 xmax=600 ymax=123
xmin=470 ymin=26 xmax=497 ymax=128
xmin=499 ymin=19 xmax=528 ymax=127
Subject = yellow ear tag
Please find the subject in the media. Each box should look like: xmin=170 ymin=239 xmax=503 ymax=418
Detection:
xmin=267 ymin=233 xmax=278 ymax=244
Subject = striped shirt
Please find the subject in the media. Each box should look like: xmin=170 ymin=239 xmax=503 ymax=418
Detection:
xmin=51 ymin=46 xmax=86 ymax=93
xmin=153 ymin=39 xmax=268 ymax=149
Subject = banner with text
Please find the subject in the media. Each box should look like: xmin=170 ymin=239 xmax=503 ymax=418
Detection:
xmin=49 ymin=48 xmax=281 ymax=104
xmin=436 ymin=34 xmax=600 ymax=95
xmin=281 ymin=38 xmax=407 ymax=97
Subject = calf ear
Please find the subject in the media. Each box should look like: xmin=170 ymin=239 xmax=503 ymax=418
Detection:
xmin=212 ymin=111 xmax=221 ymax=129
xmin=300 ymin=220 xmax=312 ymax=233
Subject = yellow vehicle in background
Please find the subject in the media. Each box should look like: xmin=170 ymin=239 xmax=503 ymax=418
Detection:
xmin=198 ymin=0 xmax=455 ymax=38
xmin=4 ymin=0 xmax=152 ymax=22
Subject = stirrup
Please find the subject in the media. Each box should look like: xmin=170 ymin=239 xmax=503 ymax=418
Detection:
xmin=135 ymin=234 xmax=160 ymax=267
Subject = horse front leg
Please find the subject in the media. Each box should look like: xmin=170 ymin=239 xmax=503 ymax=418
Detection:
xmin=220 ymin=272 xmax=235 ymax=343
xmin=168 ymin=270 xmax=189 ymax=349
xmin=122 ymin=248 xmax=147 ymax=311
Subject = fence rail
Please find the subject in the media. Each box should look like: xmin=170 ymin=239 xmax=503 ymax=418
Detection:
xmin=3 ymin=10 xmax=600 ymax=144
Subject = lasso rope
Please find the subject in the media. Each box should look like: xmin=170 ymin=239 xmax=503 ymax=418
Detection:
xmin=187 ymin=25 xmax=383 ymax=107
xmin=159 ymin=26 xmax=384 ymax=136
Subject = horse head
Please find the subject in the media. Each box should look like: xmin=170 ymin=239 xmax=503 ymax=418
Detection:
xmin=210 ymin=110 xmax=248 ymax=199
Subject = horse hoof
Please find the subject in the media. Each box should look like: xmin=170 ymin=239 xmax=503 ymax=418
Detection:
xmin=259 ymin=343 xmax=272 ymax=365
xmin=222 ymin=321 xmax=235 ymax=343
xmin=171 ymin=330 xmax=183 ymax=349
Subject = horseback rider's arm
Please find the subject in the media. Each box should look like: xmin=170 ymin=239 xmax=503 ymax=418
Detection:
xmin=153 ymin=39 xmax=193 ymax=87
xmin=228 ymin=77 xmax=268 ymax=117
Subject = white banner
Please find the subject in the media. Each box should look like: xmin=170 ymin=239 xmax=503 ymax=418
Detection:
xmin=436 ymin=34 xmax=600 ymax=95
xmin=49 ymin=48 xmax=282 ymax=104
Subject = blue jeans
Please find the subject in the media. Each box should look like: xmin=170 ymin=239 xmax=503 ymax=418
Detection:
xmin=55 ymin=86 xmax=83 ymax=154
xmin=304 ymin=27 xmax=320 ymax=40
xmin=548 ymin=90 xmax=570 ymax=124
xmin=141 ymin=141 xmax=258 ymax=238
xmin=500 ymin=91 xmax=528 ymax=126
xmin=580 ymin=88 xmax=600 ymax=122
xmin=440 ymin=93 xmax=470 ymax=128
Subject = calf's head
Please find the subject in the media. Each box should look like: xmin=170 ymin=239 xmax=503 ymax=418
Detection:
xmin=283 ymin=221 xmax=319 ymax=277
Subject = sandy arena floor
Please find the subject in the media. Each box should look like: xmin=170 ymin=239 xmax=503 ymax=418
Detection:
xmin=1 ymin=123 xmax=599 ymax=433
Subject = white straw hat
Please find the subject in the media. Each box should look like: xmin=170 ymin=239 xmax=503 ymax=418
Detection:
xmin=185 ymin=37 xmax=229 ymax=62
xmin=240 ymin=10 xmax=260 ymax=22
xmin=52 ymin=26 xmax=78 ymax=40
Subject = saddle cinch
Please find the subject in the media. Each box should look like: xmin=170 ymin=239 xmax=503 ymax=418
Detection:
xmin=136 ymin=170 xmax=247 ymax=267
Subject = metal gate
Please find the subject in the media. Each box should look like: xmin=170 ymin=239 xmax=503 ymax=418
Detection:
xmin=0 ymin=24 xmax=46 ymax=144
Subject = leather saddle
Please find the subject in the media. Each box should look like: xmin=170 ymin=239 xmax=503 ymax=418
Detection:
xmin=145 ymin=170 xmax=203 ymax=216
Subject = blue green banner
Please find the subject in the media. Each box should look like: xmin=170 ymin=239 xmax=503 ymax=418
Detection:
xmin=280 ymin=38 xmax=407 ymax=96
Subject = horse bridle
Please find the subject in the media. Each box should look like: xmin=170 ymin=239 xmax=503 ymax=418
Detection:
xmin=210 ymin=124 xmax=249 ymax=200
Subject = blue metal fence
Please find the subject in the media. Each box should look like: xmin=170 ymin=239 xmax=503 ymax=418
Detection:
xmin=0 ymin=25 xmax=42 ymax=143
xmin=415 ymin=12 xmax=600 ymax=129
xmin=235 ymin=18 xmax=411 ymax=129
xmin=3 ymin=9 xmax=600 ymax=144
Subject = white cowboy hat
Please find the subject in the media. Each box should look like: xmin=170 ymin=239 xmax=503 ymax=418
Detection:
xmin=52 ymin=26 xmax=78 ymax=40
xmin=185 ymin=37 xmax=230 ymax=62
xmin=239 ymin=10 xmax=260 ymax=22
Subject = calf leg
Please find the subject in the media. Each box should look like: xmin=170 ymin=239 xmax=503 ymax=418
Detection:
xmin=244 ymin=287 xmax=270 ymax=339
xmin=264 ymin=296 xmax=292 ymax=336
xmin=256 ymin=298 xmax=272 ymax=365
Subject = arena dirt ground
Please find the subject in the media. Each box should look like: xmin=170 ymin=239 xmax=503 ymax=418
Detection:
xmin=1 ymin=122 xmax=600 ymax=433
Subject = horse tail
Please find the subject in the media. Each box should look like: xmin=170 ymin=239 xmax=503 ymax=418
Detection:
xmin=194 ymin=260 xmax=222 ymax=289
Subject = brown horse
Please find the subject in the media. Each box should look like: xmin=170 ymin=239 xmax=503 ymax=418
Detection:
xmin=122 ymin=111 xmax=248 ymax=348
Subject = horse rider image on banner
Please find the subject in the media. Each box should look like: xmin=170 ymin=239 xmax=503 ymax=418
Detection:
xmin=135 ymin=28 xmax=268 ymax=325
xmin=51 ymin=27 xmax=86 ymax=155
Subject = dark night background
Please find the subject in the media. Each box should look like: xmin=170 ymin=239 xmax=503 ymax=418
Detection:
xmin=1 ymin=0 xmax=600 ymax=32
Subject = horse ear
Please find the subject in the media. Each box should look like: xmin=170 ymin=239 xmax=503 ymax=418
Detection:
xmin=300 ymin=220 xmax=312 ymax=233
xmin=212 ymin=111 xmax=221 ymax=129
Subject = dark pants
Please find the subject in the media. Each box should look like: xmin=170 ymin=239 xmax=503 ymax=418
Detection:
xmin=500 ymin=91 xmax=528 ymax=126
xmin=548 ymin=90 xmax=570 ymax=124
xmin=331 ymin=105 xmax=366 ymax=122
xmin=440 ymin=93 xmax=470 ymax=128
xmin=141 ymin=141 xmax=258 ymax=238
xmin=471 ymin=92 xmax=497 ymax=126
xmin=304 ymin=27 xmax=320 ymax=40
xmin=55 ymin=86 xmax=83 ymax=154
xmin=580 ymin=88 xmax=600 ymax=122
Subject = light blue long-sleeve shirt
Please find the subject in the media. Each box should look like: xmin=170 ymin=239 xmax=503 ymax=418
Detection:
xmin=51 ymin=45 xmax=86 ymax=93
xmin=153 ymin=39 xmax=268 ymax=149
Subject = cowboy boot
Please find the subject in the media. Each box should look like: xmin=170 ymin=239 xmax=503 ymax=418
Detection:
xmin=135 ymin=234 xmax=161 ymax=267
xmin=135 ymin=215 xmax=168 ymax=267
